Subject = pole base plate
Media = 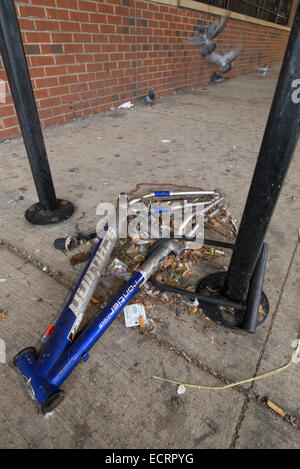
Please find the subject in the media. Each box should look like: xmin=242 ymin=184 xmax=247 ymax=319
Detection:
xmin=197 ymin=272 xmax=269 ymax=331
xmin=25 ymin=199 xmax=74 ymax=225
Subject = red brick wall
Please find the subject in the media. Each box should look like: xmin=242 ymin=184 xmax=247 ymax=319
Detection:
xmin=0 ymin=0 xmax=289 ymax=139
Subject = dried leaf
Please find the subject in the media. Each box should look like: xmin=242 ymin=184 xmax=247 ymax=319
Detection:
xmin=188 ymin=306 xmax=198 ymax=315
xmin=69 ymin=251 xmax=92 ymax=266
xmin=162 ymin=255 xmax=175 ymax=270
xmin=0 ymin=308 xmax=7 ymax=320
xmin=185 ymin=285 xmax=197 ymax=292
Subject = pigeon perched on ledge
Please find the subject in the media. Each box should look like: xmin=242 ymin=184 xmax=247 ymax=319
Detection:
xmin=256 ymin=64 xmax=270 ymax=77
xmin=143 ymin=87 xmax=155 ymax=105
xmin=187 ymin=16 xmax=227 ymax=57
xmin=207 ymin=47 xmax=242 ymax=73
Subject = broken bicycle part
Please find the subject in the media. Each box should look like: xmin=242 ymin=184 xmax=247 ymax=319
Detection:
xmin=14 ymin=240 xmax=179 ymax=413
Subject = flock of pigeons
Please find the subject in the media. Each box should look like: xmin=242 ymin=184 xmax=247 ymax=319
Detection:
xmin=187 ymin=16 xmax=242 ymax=83
xmin=142 ymin=16 xmax=270 ymax=104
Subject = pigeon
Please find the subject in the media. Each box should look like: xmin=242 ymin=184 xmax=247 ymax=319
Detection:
xmin=143 ymin=87 xmax=155 ymax=105
xmin=212 ymin=72 xmax=229 ymax=83
xmin=256 ymin=64 xmax=270 ymax=77
xmin=187 ymin=16 xmax=227 ymax=57
xmin=207 ymin=47 xmax=242 ymax=73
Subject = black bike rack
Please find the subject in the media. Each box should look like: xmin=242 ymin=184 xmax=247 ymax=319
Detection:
xmin=199 ymin=5 xmax=300 ymax=332
xmin=0 ymin=0 xmax=74 ymax=225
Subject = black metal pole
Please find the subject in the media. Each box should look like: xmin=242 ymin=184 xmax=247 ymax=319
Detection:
xmin=242 ymin=243 xmax=269 ymax=333
xmin=0 ymin=0 xmax=74 ymax=225
xmin=223 ymin=4 xmax=300 ymax=302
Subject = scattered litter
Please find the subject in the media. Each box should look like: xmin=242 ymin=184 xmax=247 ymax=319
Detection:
xmin=42 ymin=266 xmax=48 ymax=272
xmin=266 ymin=399 xmax=285 ymax=417
xmin=118 ymin=101 xmax=134 ymax=109
xmin=0 ymin=279 xmax=7 ymax=283
xmin=177 ymin=384 xmax=186 ymax=395
xmin=298 ymin=228 xmax=300 ymax=241
xmin=124 ymin=304 xmax=147 ymax=328
xmin=161 ymin=140 xmax=171 ymax=143
xmin=18 ymin=187 xmax=28 ymax=191
xmin=138 ymin=315 xmax=145 ymax=328
xmin=147 ymin=319 xmax=157 ymax=334
xmin=43 ymin=411 xmax=54 ymax=420
xmin=203 ymin=249 xmax=224 ymax=256
xmin=90 ymin=296 xmax=105 ymax=305
xmin=107 ymin=258 xmax=131 ymax=281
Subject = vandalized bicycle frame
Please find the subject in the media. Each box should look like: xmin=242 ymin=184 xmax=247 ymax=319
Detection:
xmin=15 ymin=191 xmax=217 ymax=413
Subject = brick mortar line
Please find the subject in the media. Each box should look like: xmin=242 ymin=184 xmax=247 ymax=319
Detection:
xmin=1 ymin=236 xmax=298 ymax=432
xmin=229 ymin=240 xmax=299 ymax=448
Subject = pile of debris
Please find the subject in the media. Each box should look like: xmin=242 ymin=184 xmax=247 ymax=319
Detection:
xmin=59 ymin=184 xmax=237 ymax=331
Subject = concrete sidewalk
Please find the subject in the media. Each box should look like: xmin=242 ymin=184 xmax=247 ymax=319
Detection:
xmin=0 ymin=67 xmax=299 ymax=449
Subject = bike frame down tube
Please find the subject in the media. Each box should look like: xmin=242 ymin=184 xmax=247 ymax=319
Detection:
xmin=37 ymin=226 xmax=117 ymax=376
xmin=15 ymin=240 xmax=179 ymax=411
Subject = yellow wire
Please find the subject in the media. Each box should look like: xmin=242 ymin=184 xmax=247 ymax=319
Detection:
xmin=152 ymin=339 xmax=300 ymax=390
